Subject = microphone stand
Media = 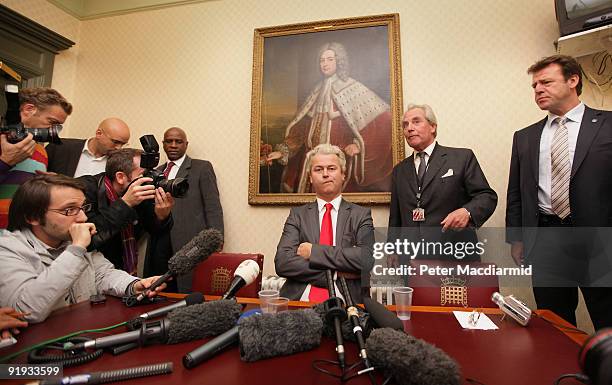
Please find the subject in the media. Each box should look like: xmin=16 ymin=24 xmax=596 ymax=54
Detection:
xmin=338 ymin=277 xmax=377 ymax=385
xmin=323 ymin=270 xmax=347 ymax=370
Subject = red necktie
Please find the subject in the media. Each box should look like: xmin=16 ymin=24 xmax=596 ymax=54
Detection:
xmin=309 ymin=203 xmax=333 ymax=302
xmin=163 ymin=161 xmax=175 ymax=178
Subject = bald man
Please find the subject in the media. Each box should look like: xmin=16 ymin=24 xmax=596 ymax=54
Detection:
xmin=145 ymin=127 xmax=224 ymax=292
xmin=46 ymin=117 xmax=130 ymax=177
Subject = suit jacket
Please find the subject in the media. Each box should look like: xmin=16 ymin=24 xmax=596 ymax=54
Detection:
xmin=388 ymin=144 xmax=497 ymax=258
xmin=506 ymin=106 xmax=612 ymax=258
xmin=274 ymin=199 xmax=375 ymax=302
xmin=145 ymin=156 xmax=224 ymax=291
xmin=46 ymin=138 xmax=86 ymax=177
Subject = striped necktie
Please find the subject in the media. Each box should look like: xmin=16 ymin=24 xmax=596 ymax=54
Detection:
xmin=550 ymin=117 xmax=571 ymax=219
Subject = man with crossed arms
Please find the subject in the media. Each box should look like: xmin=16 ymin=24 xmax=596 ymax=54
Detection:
xmin=275 ymin=143 xmax=374 ymax=303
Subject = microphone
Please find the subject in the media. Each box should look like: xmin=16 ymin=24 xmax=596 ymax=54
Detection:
xmin=367 ymin=328 xmax=461 ymax=385
xmin=491 ymin=292 xmax=532 ymax=326
xmin=238 ymin=309 xmax=323 ymax=362
xmin=127 ymin=292 xmax=204 ymax=330
xmin=579 ymin=328 xmax=612 ymax=385
xmin=135 ymin=229 xmax=222 ymax=302
xmin=362 ymin=297 xmax=403 ymax=331
xmin=221 ymin=259 xmax=261 ymax=300
xmin=338 ymin=277 xmax=373 ymax=375
xmin=72 ymin=300 xmax=240 ymax=350
xmin=35 ymin=362 xmax=173 ymax=385
xmin=323 ymin=270 xmax=347 ymax=369
xmin=183 ymin=309 xmax=261 ymax=369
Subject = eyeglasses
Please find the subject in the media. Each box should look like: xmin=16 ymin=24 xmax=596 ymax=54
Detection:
xmin=47 ymin=203 xmax=93 ymax=216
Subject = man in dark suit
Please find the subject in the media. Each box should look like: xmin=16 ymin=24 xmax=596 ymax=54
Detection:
xmin=388 ymin=104 xmax=497 ymax=260
xmin=275 ymin=143 xmax=374 ymax=303
xmin=506 ymin=55 xmax=612 ymax=329
xmin=46 ymin=117 xmax=130 ymax=177
xmin=145 ymin=127 xmax=224 ymax=292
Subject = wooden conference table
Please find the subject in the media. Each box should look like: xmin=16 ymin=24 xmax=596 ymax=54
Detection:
xmin=2 ymin=295 xmax=586 ymax=385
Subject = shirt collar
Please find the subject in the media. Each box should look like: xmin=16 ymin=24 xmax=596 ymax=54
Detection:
xmin=413 ymin=141 xmax=436 ymax=158
xmin=316 ymin=195 xmax=342 ymax=213
xmin=167 ymin=154 xmax=186 ymax=169
xmin=546 ymin=102 xmax=585 ymax=125
xmin=82 ymin=138 xmax=106 ymax=160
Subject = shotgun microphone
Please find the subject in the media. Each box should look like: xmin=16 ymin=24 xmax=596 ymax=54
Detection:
xmin=35 ymin=362 xmax=173 ymax=385
xmin=135 ymin=229 xmax=222 ymax=302
xmin=127 ymin=292 xmax=204 ymax=330
xmin=323 ymin=270 xmax=347 ymax=369
xmin=71 ymin=300 xmax=240 ymax=350
xmin=367 ymin=328 xmax=461 ymax=385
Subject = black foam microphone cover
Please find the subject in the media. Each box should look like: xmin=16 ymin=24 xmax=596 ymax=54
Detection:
xmin=135 ymin=229 xmax=222 ymax=302
xmin=363 ymin=297 xmax=404 ymax=331
xmin=238 ymin=309 xmax=323 ymax=362
xmin=166 ymin=300 xmax=241 ymax=344
xmin=367 ymin=328 xmax=461 ymax=385
xmin=168 ymin=228 xmax=223 ymax=275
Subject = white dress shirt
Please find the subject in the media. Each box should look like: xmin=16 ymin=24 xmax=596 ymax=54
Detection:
xmin=299 ymin=195 xmax=344 ymax=302
xmin=538 ymin=102 xmax=584 ymax=214
xmin=73 ymin=138 xmax=107 ymax=178
xmin=413 ymin=141 xmax=436 ymax=175
xmin=165 ymin=154 xmax=186 ymax=180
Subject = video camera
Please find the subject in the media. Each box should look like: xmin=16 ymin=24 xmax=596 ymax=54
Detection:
xmin=1 ymin=62 xmax=63 ymax=144
xmin=139 ymin=134 xmax=189 ymax=198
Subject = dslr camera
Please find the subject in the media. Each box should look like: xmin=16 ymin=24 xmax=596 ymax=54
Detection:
xmin=1 ymin=81 xmax=63 ymax=144
xmin=139 ymin=134 xmax=189 ymax=198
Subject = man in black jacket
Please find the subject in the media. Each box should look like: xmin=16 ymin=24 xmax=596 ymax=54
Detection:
xmin=78 ymin=148 xmax=173 ymax=276
xmin=46 ymin=117 xmax=130 ymax=177
xmin=506 ymin=55 xmax=612 ymax=329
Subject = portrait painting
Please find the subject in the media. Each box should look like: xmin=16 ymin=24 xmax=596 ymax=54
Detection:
xmin=249 ymin=14 xmax=404 ymax=205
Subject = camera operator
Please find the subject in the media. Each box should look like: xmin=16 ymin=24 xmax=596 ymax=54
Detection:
xmin=78 ymin=148 xmax=174 ymax=276
xmin=0 ymin=87 xmax=72 ymax=228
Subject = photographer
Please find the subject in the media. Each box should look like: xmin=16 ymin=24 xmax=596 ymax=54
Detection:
xmin=78 ymin=148 xmax=174 ymax=275
xmin=0 ymin=87 xmax=72 ymax=228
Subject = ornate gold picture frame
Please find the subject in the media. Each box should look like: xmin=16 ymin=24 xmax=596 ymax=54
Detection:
xmin=249 ymin=14 xmax=404 ymax=205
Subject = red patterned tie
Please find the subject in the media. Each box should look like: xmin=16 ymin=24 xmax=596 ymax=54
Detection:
xmin=163 ymin=161 xmax=175 ymax=178
xmin=309 ymin=203 xmax=333 ymax=302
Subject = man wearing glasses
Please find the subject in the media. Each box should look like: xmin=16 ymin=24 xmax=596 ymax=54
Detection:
xmin=0 ymin=174 xmax=166 ymax=323
xmin=46 ymin=117 xmax=130 ymax=177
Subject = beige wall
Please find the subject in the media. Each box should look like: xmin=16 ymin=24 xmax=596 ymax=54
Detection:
xmin=2 ymin=0 xmax=610 ymax=330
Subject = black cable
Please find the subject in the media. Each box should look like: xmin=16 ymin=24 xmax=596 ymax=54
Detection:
xmin=534 ymin=313 xmax=588 ymax=335
xmin=553 ymin=373 xmax=589 ymax=385
xmin=311 ymin=359 xmax=344 ymax=379
xmin=28 ymin=337 xmax=103 ymax=367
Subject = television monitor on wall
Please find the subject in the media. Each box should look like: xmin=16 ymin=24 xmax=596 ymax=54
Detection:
xmin=555 ymin=0 xmax=612 ymax=36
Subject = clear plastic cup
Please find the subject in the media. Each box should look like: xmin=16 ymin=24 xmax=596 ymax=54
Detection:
xmin=267 ymin=297 xmax=289 ymax=314
xmin=393 ymin=287 xmax=414 ymax=320
xmin=258 ymin=289 xmax=279 ymax=313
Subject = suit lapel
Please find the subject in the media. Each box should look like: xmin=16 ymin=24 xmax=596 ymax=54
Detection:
xmin=335 ymin=199 xmax=350 ymax=246
xmin=421 ymin=144 xmax=446 ymax=192
xmin=404 ymin=155 xmax=418 ymax=194
xmin=305 ymin=202 xmax=320 ymax=242
xmin=571 ymin=107 xmax=602 ymax=179
xmin=68 ymin=140 xmax=85 ymax=176
xmin=176 ymin=156 xmax=191 ymax=179
xmin=528 ymin=118 xmax=546 ymax=185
